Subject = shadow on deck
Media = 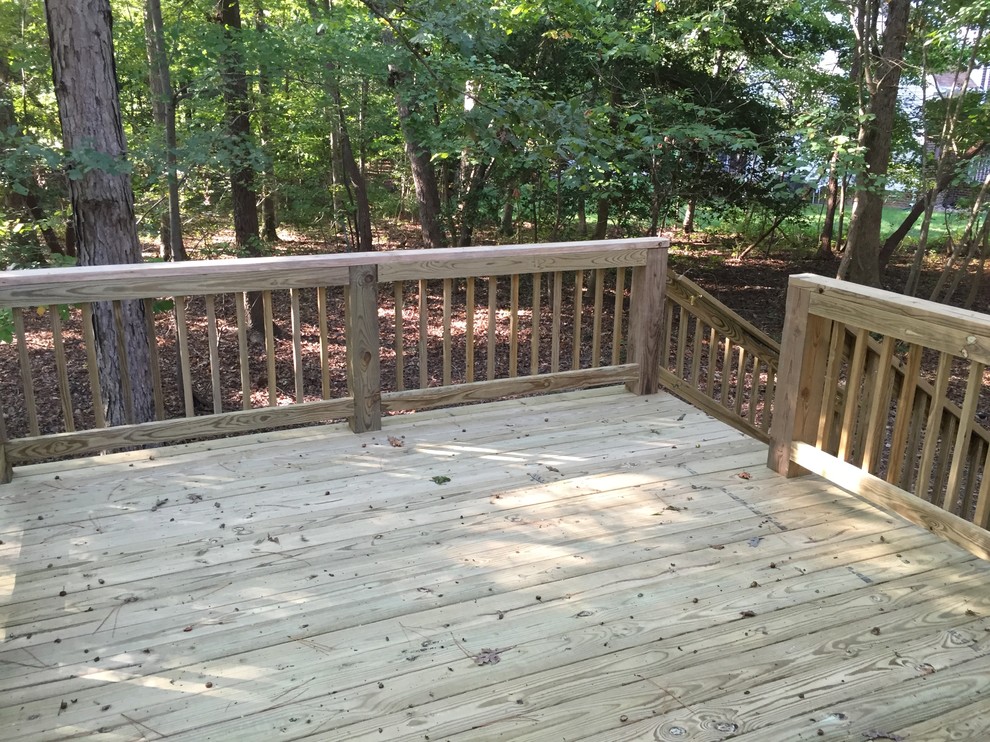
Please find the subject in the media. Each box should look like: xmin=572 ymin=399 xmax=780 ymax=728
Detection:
xmin=2 ymin=387 xmax=990 ymax=741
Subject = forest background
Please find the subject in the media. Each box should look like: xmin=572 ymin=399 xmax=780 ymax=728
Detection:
xmin=3 ymin=0 xmax=990 ymax=322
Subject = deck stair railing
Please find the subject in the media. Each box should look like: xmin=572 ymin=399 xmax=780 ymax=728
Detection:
xmin=769 ymin=274 xmax=990 ymax=559
xmin=0 ymin=238 xmax=667 ymax=481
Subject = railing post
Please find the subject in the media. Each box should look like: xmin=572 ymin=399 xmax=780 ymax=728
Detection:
xmin=626 ymin=243 xmax=667 ymax=395
xmin=347 ymin=264 xmax=382 ymax=433
xmin=768 ymin=280 xmax=830 ymax=477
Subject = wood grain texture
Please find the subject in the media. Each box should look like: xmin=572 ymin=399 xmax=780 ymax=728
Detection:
xmin=4 ymin=387 xmax=986 ymax=742
xmin=347 ymin=264 xmax=382 ymax=433
xmin=796 ymin=272 xmax=990 ymax=365
xmin=5 ymin=396 xmax=354 ymax=462
xmin=626 ymin=246 xmax=667 ymax=395
xmin=791 ymin=441 xmax=990 ymax=560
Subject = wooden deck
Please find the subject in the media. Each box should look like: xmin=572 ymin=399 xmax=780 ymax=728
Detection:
xmin=2 ymin=387 xmax=990 ymax=741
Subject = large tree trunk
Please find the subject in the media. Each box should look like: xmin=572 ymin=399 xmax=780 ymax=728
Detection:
xmin=839 ymin=0 xmax=911 ymax=286
xmin=216 ymin=0 xmax=265 ymax=330
xmin=592 ymin=197 xmax=609 ymax=240
xmin=390 ymin=69 xmax=446 ymax=247
xmin=254 ymin=1 xmax=279 ymax=243
xmin=144 ymin=0 xmax=186 ymax=262
xmin=45 ymin=0 xmax=154 ymax=426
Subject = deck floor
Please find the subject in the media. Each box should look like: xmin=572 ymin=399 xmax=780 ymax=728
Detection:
xmin=2 ymin=387 xmax=990 ymax=741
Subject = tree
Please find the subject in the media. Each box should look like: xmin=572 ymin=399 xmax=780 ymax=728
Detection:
xmin=144 ymin=0 xmax=186 ymax=261
xmin=838 ymin=0 xmax=912 ymax=286
xmin=44 ymin=0 xmax=154 ymax=426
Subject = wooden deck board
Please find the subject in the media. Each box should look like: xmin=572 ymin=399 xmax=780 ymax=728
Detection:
xmin=2 ymin=387 xmax=989 ymax=741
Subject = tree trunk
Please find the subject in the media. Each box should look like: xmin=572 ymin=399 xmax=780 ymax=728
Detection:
xmin=254 ymin=1 xmax=279 ymax=243
xmin=390 ymin=69 xmax=446 ymax=247
xmin=216 ymin=0 xmax=264 ymax=330
xmin=839 ymin=0 xmax=911 ymax=286
xmin=45 ymin=0 xmax=154 ymax=426
xmin=817 ymin=150 xmax=839 ymax=258
xmin=682 ymin=198 xmax=696 ymax=234
xmin=500 ymin=184 xmax=516 ymax=237
xmin=144 ymin=0 xmax=186 ymax=262
xmin=592 ymin=197 xmax=609 ymax=240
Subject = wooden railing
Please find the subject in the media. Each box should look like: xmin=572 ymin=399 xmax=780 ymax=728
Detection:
xmin=769 ymin=274 xmax=990 ymax=559
xmin=0 ymin=238 xmax=667 ymax=480
xmin=659 ymin=273 xmax=779 ymax=442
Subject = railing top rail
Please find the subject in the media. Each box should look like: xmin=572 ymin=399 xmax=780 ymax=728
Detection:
xmin=790 ymin=273 xmax=990 ymax=365
xmin=0 ymin=238 xmax=668 ymax=308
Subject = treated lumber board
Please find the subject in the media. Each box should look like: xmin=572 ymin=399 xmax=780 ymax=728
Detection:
xmin=5 ymin=397 xmax=355 ymax=463
xmin=657 ymin=367 xmax=769 ymax=442
xmin=381 ymin=365 xmax=638 ymax=412
xmin=795 ymin=273 xmax=990 ymax=366
xmin=44 ymin=530 xmax=965 ymax=742
xmin=891 ymin=696 xmax=990 ymax=741
xmin=3 ymin=509 xmax=950 ymax=736
xmin=791 ymin=441 xmax=990 ymax=560
xmin=346 ymin=264 xmax=382 ymax=433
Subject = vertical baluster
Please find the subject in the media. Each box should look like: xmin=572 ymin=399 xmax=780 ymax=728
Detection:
xmin=674 ymin=307 xmax=688 ymax=379
xmin=747 ymin=357 xmax=760 ymax=426
xmin=236 ymin=292 xmax=251 ymax=408
xmin=290 ymin=289 xmax=304 ymax=402
xmin=49 ymin=308 xmax=75 ymax=431
xmin=861 ymin=336 xmax=896 ymax=474
xmin=611 ymin=266 xmax=625 ymax=366
xmin=592 ymin=268 xmax=604 ymax=367
xmin=531 ymin=272 xmax=541 ymax=375
xmin=488 ymin=276 xmax=498 ymax=380
xmin=916 ymin=352 xmax=953 ymax=500
xmin=571 ymin=270 xmax=583 ymax=370
xmin=551 ymin=271 xmax=562 ymax=373
xmin=12 ymin=308 xmax=39 ymax=436
xmin=419 ymin=278 xmax=429 ymax=388
xmin=974 ymin=441 xmax=990 ymax=528
xmin=205 ymin=295 xmax=223 ymax=414
xmin=509 ymin=274 xmax=519 ymax=377
xmin=465 ymin=278 xmax=475 ymax=383
xmin=111 ymin=301 xmax=135 ymax=424
xmin=263 ymin=291 xmax=277 ymax=406
xmin=719 ymin=339 xmax=733 ymax=407
xmin=817 ymin=321 xmax=847 ymax=452
xmin=174 ymin=297 xmax=195 ymax=417
xmin=887 ymin=344 xmax=923 ymax=484
xmin=943 ymin=360 xmax=986 ymax=514
xmin=80 ymin=304 xmax=106 ymax=427
xmin=690 ymin=319 xmax=703 ymax=387
xmin=443 ymin=278 xmax=453 ymax=385
xmin=143 ymin=299 xmax=165 ymax=419
xmin=837 ymin=329 xmax=869 ymax=462
xmin=761 ymin=363 xmax=776 ymax=433
xmin=393 ymin=281 xmax=404 ymax=391
xmin=734 ymin=346 xmax=747 ymax=416
xmin=706 ymin=326 xmax=718 ymax=398
xmin=317 ymin=287 xmax=331 ymax=399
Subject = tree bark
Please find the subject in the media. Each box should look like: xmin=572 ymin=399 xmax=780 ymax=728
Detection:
xmin=45 ymin=0 xmax=154 ymax=426
xmin=390 ymin=69 xmax=446 ymax=247
xmin=592 ymin=197 xmax=609 ymax=240
xmin=839 ymin=0 xmax=911 ymax=286
xmin=215 ymin=0 xmax=265 ymax=330
xmin=144 ymin=0 xmax=186 ymax=261
xmin=817 ymin=150 xmax=839 ymax=258
xmin=254 ymin=1 xmax=279 ymax=243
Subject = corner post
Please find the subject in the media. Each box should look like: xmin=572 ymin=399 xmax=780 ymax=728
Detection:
xmin=626 ymin=242 xmax=668 ymax=395
xmin=347 ymin=264 xmax=382 ymax=433
xmin=768 ymin=279 xmax=830 ymax=477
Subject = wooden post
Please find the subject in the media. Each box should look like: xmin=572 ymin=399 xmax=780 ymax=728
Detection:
xmin=768 ymin=281 xmax=830 ymax=477
xmin=347 ymin=264 xmax=382 ymax=433
xmin=626 ymin=244 xmax=667 ymax=395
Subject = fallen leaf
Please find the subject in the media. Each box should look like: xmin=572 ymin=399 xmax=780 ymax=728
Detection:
xmin=387 ymin=436 xmax=404 ymax=447
xmin=737 ymin=471 xmax=752 ymax=480
xmin=863 ymin=731 xmax=905 ymax=741
xmin=431 ymin=475 xmax=451 ymax=485
xmin=740 ymin=610 xmax=757 ymax=618
xmin=711 ymin=544 xmax=725 ymax=550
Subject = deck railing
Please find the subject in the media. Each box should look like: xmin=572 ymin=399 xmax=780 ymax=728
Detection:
xmin=659 ymin=273 xmax=779 ymax=442
xmin=0 ymin=238 xmax=667 ymax=480
xmin=769 ymin=274 xmax=990 ymax=558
